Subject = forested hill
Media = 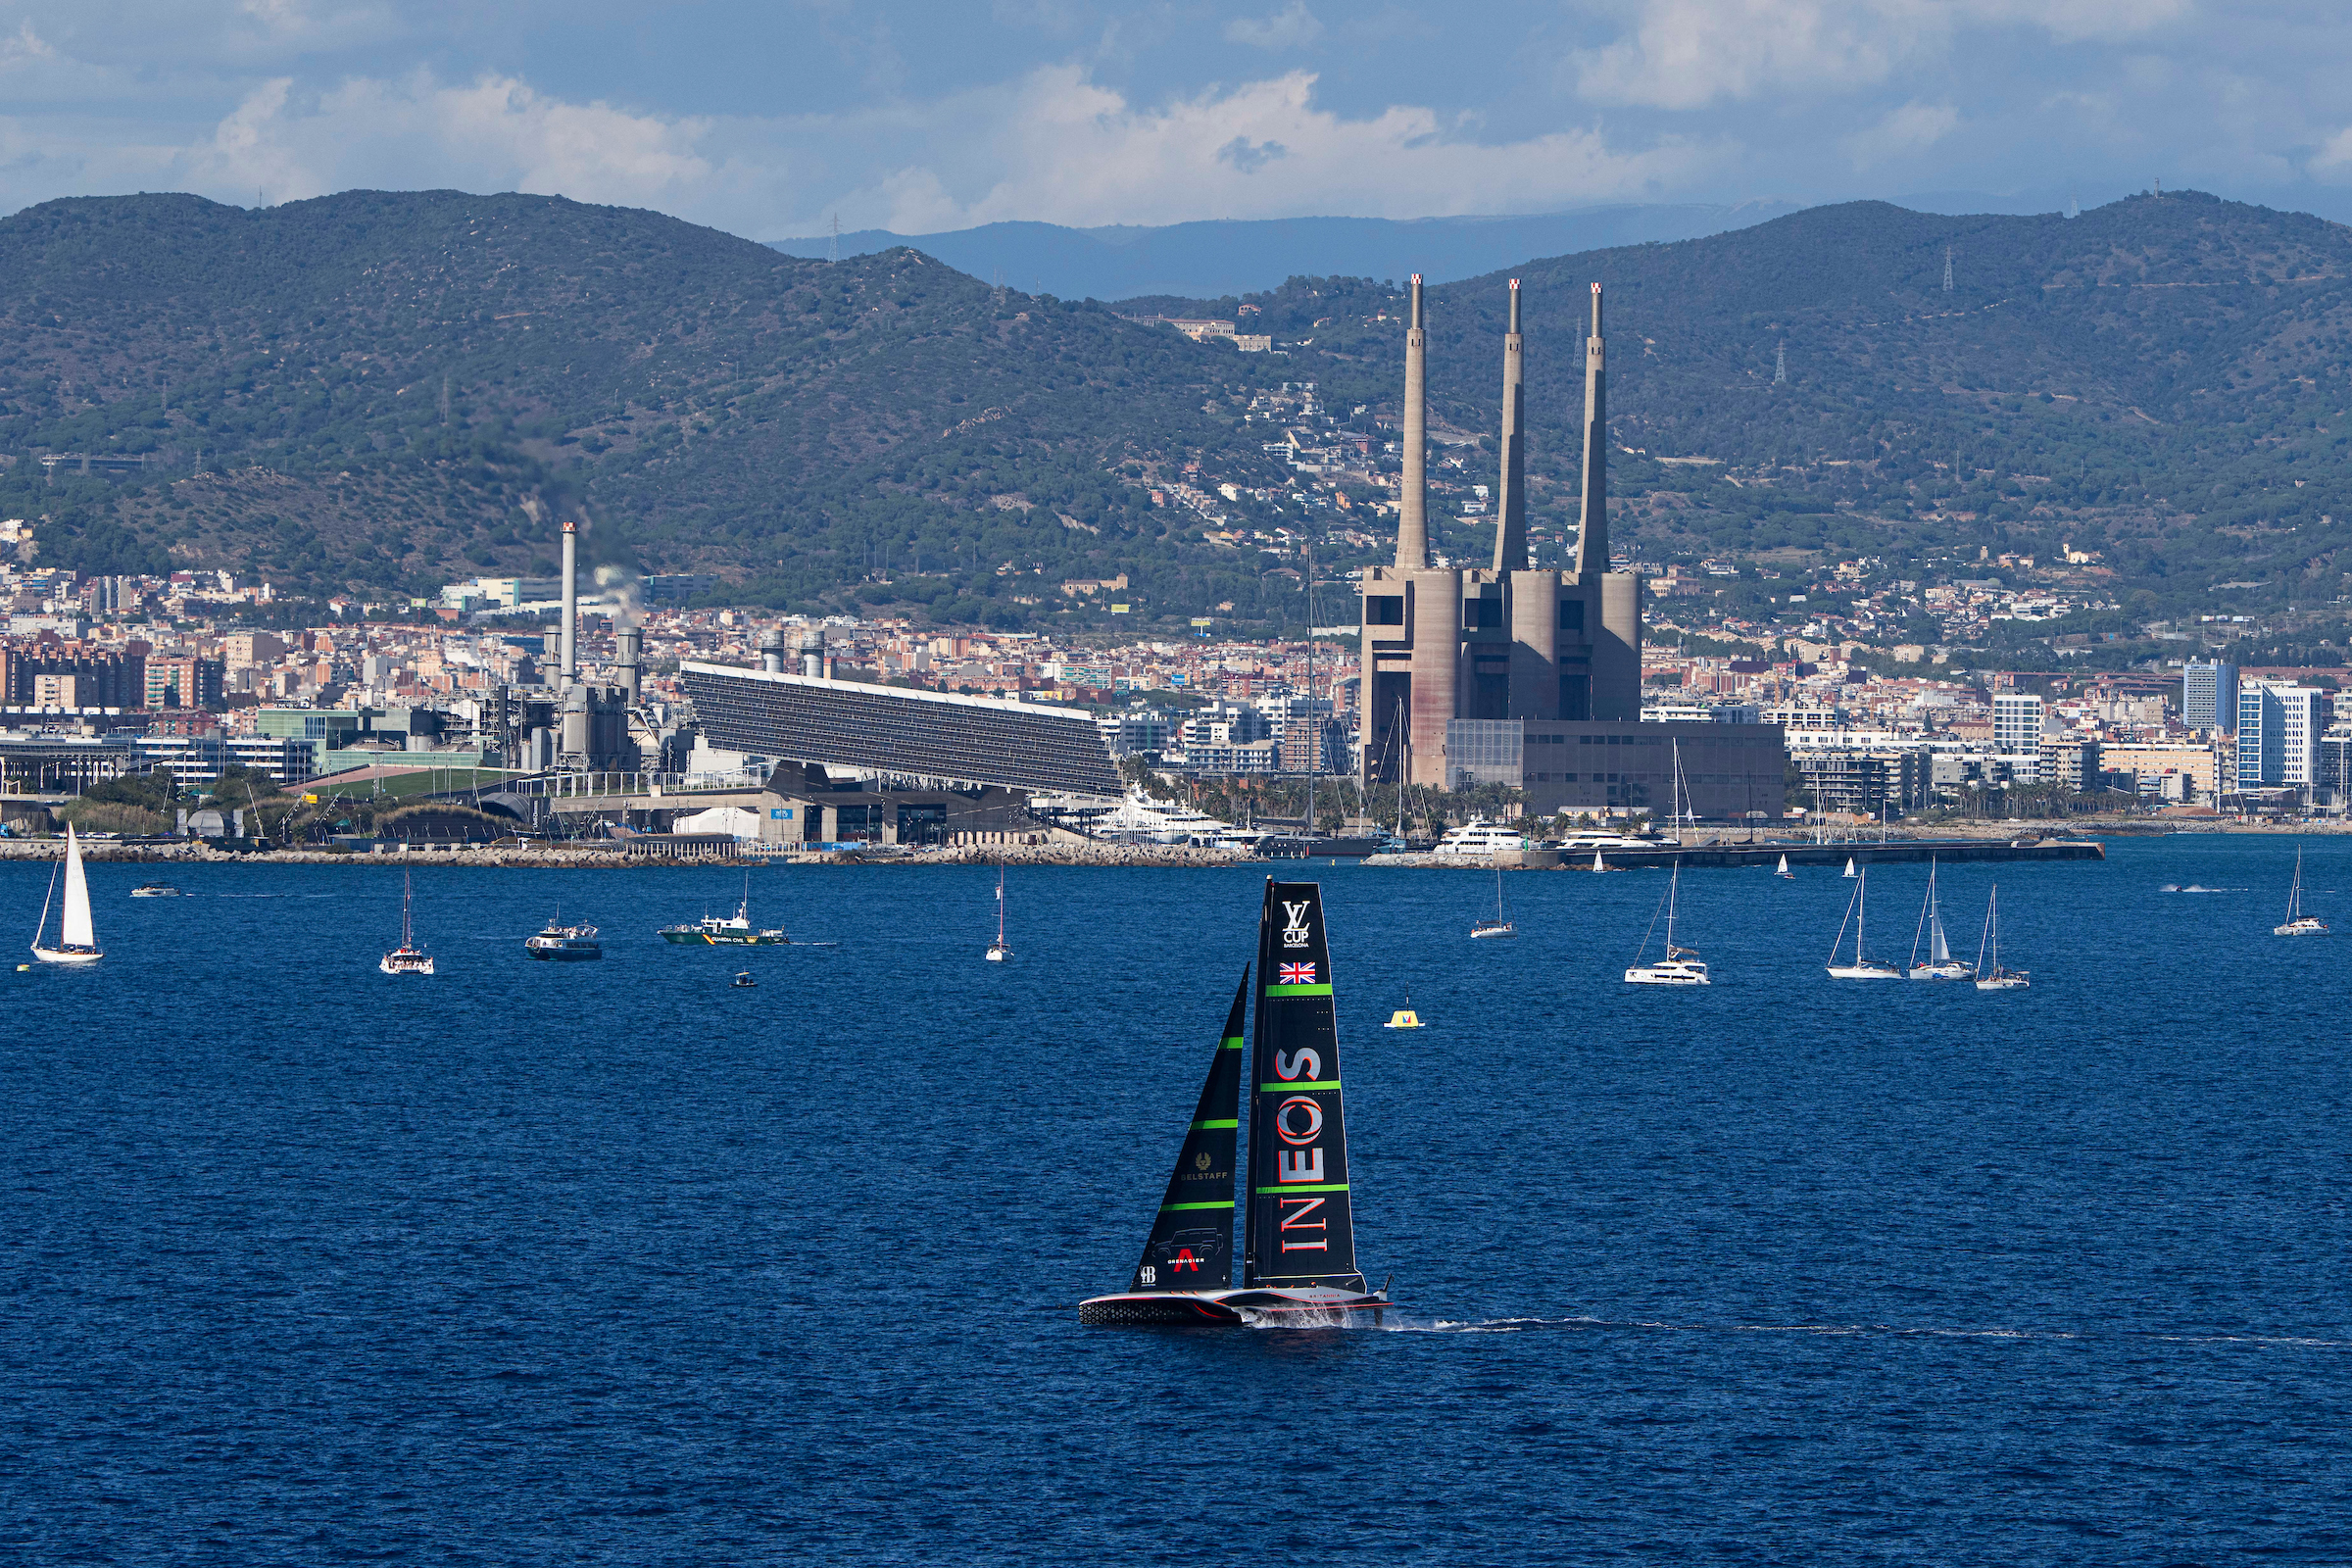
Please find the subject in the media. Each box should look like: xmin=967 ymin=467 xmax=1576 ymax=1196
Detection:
xmin=0 ymin=190 xmax=1300 ymax=622
xmin=1160 ymin=190 xmax=2352 ymax=630
xmin=8 ymin=187 xmax=2352 ymax=635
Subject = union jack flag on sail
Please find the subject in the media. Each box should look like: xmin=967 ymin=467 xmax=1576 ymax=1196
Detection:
xmin=1278 ymin=961 xmax=1317 ymax=985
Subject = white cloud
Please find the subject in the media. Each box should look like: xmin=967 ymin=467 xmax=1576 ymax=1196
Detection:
xmin=862 ymin=66 xmax=1716 ymax=231
xmin=1843 ymin=100 xmax=1958 ymax=169
xmin=1574 ymin=0 xmax=2188 ymax=111
xmin=1225 ymin=2 xmax=1324 ymax=50
xmin=0 ymin=20 xmax=57 ymax=66
xmin=2309 ymin=125 xmax=2352 ymax=178
xmin=173 ymin=71 xmax=721 ymax=211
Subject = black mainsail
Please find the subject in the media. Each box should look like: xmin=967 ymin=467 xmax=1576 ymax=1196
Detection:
xmin=1127 ymin=972 xmax=1249 ymax=1294
xmin=1243 ymin=879 xmax=1366 ymax=1294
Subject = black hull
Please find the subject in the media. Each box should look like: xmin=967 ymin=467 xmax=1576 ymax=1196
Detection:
xmin=1077 ymin=1288 xmax=1389 ymax=1327
xmin=1077 ymin=1293 xmax=1249 ymax=1327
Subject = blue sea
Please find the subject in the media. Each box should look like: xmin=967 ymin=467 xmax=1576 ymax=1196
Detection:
xmin=3 ymin=837 xmax=2347 ymax=1563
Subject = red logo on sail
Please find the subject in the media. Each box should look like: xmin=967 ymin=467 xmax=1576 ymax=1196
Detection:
xmin=1278 ymin=962 xmax=1317 ymax=984
xmin=1170 ymin=1249 xmax=1203 ymax=1272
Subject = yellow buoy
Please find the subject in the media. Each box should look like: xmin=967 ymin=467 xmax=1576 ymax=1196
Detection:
xmin=1384 ymin=1008 xmax=1422 ymax=1029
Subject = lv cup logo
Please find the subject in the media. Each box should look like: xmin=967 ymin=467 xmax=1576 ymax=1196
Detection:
xmin=1281 ymin=900 xmax=1311 ymax=949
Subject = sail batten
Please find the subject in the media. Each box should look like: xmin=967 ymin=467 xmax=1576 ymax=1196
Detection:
xmin=1125 ymin=974 xmax=1250 ymax=1294
xmin=1243 ymin=880 xmax=1366 ymax=1293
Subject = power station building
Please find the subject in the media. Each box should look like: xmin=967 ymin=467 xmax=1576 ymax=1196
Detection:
xmin=1358 ymin=275 xmax=1786 ymax=820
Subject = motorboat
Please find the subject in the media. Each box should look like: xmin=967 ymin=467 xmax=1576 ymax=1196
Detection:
xmin=662 ymin=873 xmax=787 ymax=945
xmin=130 ymin=882 xmax=184 ymax=898
xmin=524 ymin=917 xmax=603 ymax=960
xmin=1433 ymin=818 xmax=1527 ymax=858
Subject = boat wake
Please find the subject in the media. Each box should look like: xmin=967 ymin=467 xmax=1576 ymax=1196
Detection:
xmin=1387 ymin=1314 xmax=2352 ymax=1348
xmin=2158 ymin=884 xmax=2242 ymax=894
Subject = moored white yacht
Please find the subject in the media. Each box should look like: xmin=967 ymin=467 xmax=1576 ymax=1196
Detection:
xmin=1433 ymin=818 xmax=1526 ymax=858
xmin=1626 ymin=863 xmax=1708 ymax=985
xmin=380 ymin=871 xmax=435 ymax=976
xmin=1827 ymin=866 xmax=1901 ymax=979
xmin=1906 ymin=858 xmax=1975 ymax=981
xmin=2276 ymin=846 xmax=2328 ymax=936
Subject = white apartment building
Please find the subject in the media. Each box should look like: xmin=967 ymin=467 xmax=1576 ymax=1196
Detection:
xmin=1991 ymin=693 xmax=2045 ymax=754
xmin=2235 ymin=682 xmax=2331 ymax=792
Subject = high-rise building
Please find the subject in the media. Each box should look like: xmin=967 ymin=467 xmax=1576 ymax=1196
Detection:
xmin=1992 ymin=693 xmax=2045 ymax=754
xmin=2182 ymin=660 xmax=2236 ymax=733
xmin=2236 ymin=682 xmax=2330 ymax=792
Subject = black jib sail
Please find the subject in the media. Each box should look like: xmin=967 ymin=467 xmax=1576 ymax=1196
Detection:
xmin=1243 ymin=880 xmax=1366 ymax=1293
xmin=1127 ymin=972 xmax=1250 ymax=1294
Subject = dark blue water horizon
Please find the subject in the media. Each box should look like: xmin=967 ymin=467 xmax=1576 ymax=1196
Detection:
xmin=3 ymin=837 xmax=2347 ymax=1562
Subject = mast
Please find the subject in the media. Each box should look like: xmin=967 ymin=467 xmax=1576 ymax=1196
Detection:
xmin=1243 ymin=880 xmax=1365 ymax=1293
xmin=1128 ymin=973 xmax=1250 ymax=1292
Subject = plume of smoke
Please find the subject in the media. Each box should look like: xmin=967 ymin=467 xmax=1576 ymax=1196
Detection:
xmin=595 ymin=564 xmax=645 ymax=629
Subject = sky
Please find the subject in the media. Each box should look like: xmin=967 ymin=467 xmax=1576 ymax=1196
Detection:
xmin=8 ymin=1 xmax=2352 ymax=239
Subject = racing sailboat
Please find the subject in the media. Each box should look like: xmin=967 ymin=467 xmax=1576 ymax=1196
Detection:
xmin=29 ymin=823 xmax=102 ymax=965
xmin=1906 ymin=858 xmax=1974 ymax=980
xmin=1080 ymin=880 xmax=1392 ymax=1326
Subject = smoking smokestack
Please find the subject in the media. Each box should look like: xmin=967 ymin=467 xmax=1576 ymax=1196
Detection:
xmin=1395 ymin=274 xmax=1429 ymax=569
xmin=615 ymin=626 xmax=642 ymax=704
xmin=1573 ymin=282 xmax=1608 ymax=577
xmin=560 ymin=514 xmax=579 ymax=686
xmin=1492 ymin=278 xmax=1527 ymax=573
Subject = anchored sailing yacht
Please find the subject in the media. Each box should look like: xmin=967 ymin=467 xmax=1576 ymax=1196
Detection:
xmin=2276 ymin=847 xmax=2328 ymax=936
xmin=986 ymin=860 xmax=1013 ymax=961
xmin=1471 ymin=859 xmax=1515 ymax=938
xmin=1626 ymin=862 xmax=1708 ymax=985
xmin=1906 ymin=858 xmax=1975 ymax=980
xmin=1827 ymin=866 xmax=1901 ymax=979
xmin=379 ymin=871 xmax=434 ymax=976
xmin=29 ymin=823 xmax=102 ymax=964
xmin=1079 ymin=880 xmax=1392 ymax=1326
xmin=1974 ymin=883 xmax=2030 ymax=990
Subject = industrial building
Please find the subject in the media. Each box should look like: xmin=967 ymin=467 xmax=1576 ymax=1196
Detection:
xmin=677 ymin=661 xmax=1121 ymax=847
xmin=1357 ymin=275 xmax=1786 ymax=819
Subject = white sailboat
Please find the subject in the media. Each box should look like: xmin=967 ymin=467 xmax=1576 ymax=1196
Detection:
xmin=1471 ymin=858 xmax=1515 ymax=938
xmin=1826 ymin=866 xmax=1901 ymax=979
xmin=2275 ymin=846 xmax=2327 ymax=936
xmin=1775 ymin=854 xmax=1793 ymax=879
xmin=1626 ymin=862 xmax=1708 ymax=985
xmin=1842 ymin=857 xmax=1856 ymax=878
xmin=1974 ymin=883 xmax=2029 ymax=990
xmin=1906 ymin=858 xmax=1975 ymax=980
xmin=986 ymin=859 xmax=1013 ymax=960
xmin=379 ymin=871 xmax=435 ymax=976
xmin=30 ymin=823 xmax=102 ymax=964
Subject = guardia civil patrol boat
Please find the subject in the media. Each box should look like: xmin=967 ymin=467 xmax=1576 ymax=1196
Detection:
xmin=1079 ymin=879 xmax=1392 ymax=1327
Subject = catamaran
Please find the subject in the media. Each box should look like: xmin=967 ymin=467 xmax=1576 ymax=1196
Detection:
xmin=29 ymin=823 xmax=102 ymax=965
xmin=1906 ymin=858 xmax=1975 ymax=980
xmin=1625 ymin=862 xmax=1708 ymax=985
xmin=1080 ymin=880 xmax=1392 ymax=1326
xmin=1827 ymin=865 xmax=1901 ymax=979
xmin=986 ymin=859 xmax=1013 ymax=961
xmin=2276 ymin=846 xmax=2328 ymax=936
xmin=1471 ymin=858 xmax=1515 ymax=938
xmin=379 ymin=871 xmax=434 ymax=976
xmin=1974 ymin=883 xmax=2029 ymax=990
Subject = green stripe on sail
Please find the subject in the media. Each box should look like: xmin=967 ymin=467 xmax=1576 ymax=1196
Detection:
xmin=1159 ymin=1200 xmax=1233 ymax=1211
xmin=1263 ymin=983 xmax=1333 ymax=996
xmin=1220 ymin=1037 xmax=1245 ymax=1049
xmin=1259 ymin=1080 xmax=1342 ymax=1092
xmin=1191 ymin=1118 xmax=1239 ymax=1129
xmin=1251 ymin=1184 xmax=1350 ymax=1195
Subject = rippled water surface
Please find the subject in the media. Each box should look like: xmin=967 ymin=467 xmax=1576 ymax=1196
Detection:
xmin=4 ymin=837 xmax=2348 ymax=1563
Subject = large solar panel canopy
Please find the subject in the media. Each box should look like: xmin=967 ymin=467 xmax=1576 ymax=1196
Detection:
xmin=681 ymin=662 xmax=1121 ymax=797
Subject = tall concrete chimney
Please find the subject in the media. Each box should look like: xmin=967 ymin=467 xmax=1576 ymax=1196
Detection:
xmin=615 ymin=626 xmax=642 ymax=704
xmin=1395 ymin=274 xmax=1429 ymax=569
xmin=759 ymin=626 xmax=787 ymax=674
xmin=799 ymin=626 xmax=824 ymax=678
xmin=559 ymin=514 xmax=579 ymax=687
xmin=1573 ymin=281 xmax=1608 ymax=577
xmin=1492 ymin=278 xmax=1527 ymax=573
